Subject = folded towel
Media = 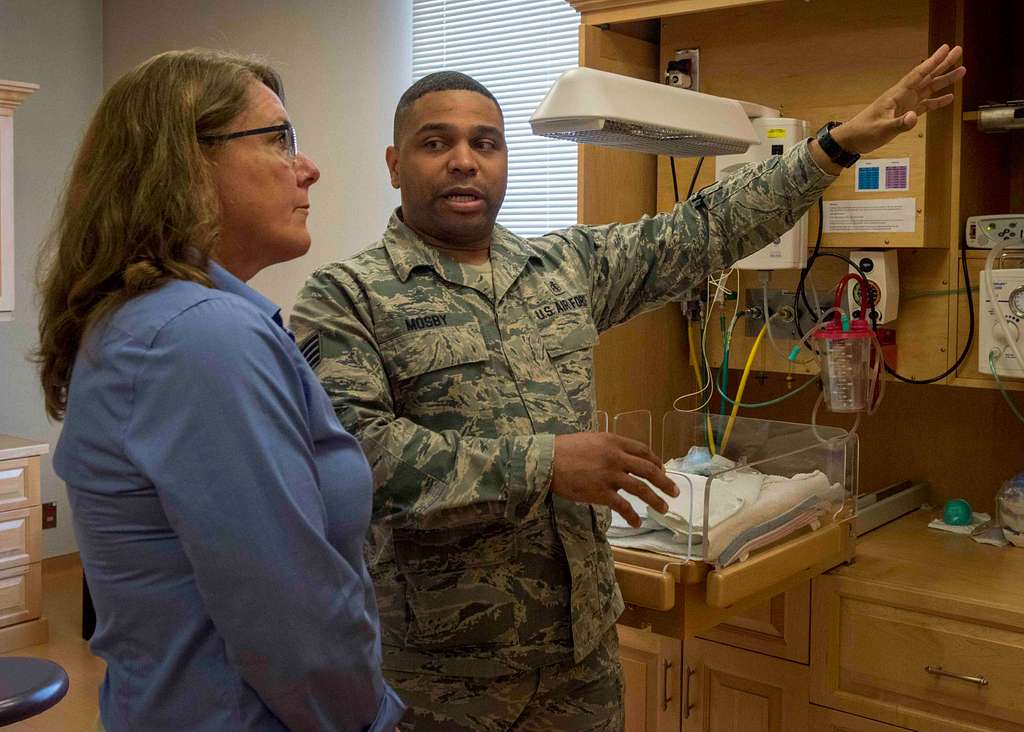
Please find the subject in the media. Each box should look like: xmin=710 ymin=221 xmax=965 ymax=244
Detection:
xmin=716 ymin=501 xmax=825 ymax=568
xmin=703 ymin=470 xmax=840 ymax=563
xmin=611 ymin=487 xmax=665 ymax=529
xmin=609 ymin=528 xmax=704 ymax=559
xmin=647 ymin=469 xmax=763 ymax=538
xmin=607 ymin=517 xmax=662 ymax=538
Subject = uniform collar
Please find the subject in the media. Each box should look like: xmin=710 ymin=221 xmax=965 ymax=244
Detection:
xmin=208 ymin=260 xmax=289 ymax=333
xmin=382 ymin=208 xmax=541 ymax=302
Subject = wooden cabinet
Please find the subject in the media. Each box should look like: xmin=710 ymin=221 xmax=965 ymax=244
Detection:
xmin=574 ymin=0 xmax=1024 ymax=397
xmin=949 ymin=0 xmax=1024 ymax=390
xmin=619 ymin=625 xmax=683 ymax=732
xmin=619 ymin=584 xmax=814 ymax=732
xmin=682 ymin=637 xmax=809 ymax=732
xmin=811 ymin=511 xmax=1024 ymax=732
xmin=812 ymin=573 xmax=1024 ymax=731
xmin=571 ymin=1 xmax=1023 ymax=728
xmin=620 ymin=512 xmax=1024 ymax=732
xmin=0 ymin=436 xmax=48 ymax=651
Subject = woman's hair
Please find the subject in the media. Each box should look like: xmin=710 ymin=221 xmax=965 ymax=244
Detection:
xmin=36 ymin=49 xmax=284 ymax=420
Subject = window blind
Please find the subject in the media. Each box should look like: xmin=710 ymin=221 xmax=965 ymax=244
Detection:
xmin=412 ymin=0 xmax=580 ymax=237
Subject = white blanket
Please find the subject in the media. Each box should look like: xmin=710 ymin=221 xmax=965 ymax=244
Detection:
xmin=645 ymin=469 xmax=763 ymax=537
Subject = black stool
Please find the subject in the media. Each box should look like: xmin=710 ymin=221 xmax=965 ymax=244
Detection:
xmin=0 ymin=657 xmax=69 ymax=726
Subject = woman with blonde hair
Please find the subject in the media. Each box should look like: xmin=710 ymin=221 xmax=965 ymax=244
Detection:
xmin=37 ymin=49 xmax=404 ymax=731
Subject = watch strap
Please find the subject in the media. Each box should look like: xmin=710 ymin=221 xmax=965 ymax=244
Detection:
xmin=816 ymin=121 xmax=860 ymax=168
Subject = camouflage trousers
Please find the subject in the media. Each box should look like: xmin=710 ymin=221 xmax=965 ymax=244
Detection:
xmin=390 ymin=626 xmax=624 ymax=731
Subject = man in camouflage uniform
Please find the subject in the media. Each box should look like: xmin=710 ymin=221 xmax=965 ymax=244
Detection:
xmin=292 ymin=48 xmax=963 ymax=730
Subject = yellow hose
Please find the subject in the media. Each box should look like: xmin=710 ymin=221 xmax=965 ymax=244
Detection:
xmin=719 ymin=322 xmax=768 ymax=454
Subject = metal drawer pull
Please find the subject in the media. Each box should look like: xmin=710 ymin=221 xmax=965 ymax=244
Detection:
xmin=682 ymin=665 xmax=696 ymax=719
xmin=924 ymin=665 xmax=989 ymax=686
xmin=661 ymin=659 xmax=672 ymax=711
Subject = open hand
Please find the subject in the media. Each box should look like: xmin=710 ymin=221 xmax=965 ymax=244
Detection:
xmin=833 ymin=44 xmax=965 ymax=156
xmin=550 ymin=433 xmax=678 ymax=528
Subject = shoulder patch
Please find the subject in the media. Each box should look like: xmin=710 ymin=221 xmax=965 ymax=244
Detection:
xmin=297 ymin=331 xmax=322 ymax=371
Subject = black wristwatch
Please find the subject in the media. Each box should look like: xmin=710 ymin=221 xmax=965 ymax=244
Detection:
xmin=815 ymin=121 xmax=860 ymax=168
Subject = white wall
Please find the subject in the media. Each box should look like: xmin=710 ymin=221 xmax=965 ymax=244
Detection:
xmin=103 ymin=0 xmax=413 ymax=318
xmin=0 ymin=0 xmax=104 ymax=557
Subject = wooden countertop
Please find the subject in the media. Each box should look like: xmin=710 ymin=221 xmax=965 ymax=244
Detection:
xmin=835 ymin=509 xmax=1024 ymax=613
xmin=0 ymin=435 xmax=49 ymax=461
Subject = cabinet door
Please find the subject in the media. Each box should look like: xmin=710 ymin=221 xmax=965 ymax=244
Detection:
xmin=697 ymin=581 xmax=811 ymax=663
xmin=683 ymin=638 xmax=809 ymax=732
xmin=618 ymin=625 xmax=682 ymax=732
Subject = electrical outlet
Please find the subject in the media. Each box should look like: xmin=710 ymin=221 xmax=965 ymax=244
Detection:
xmin=666 ymin=48 xmax=700 ymax=91
xmin=744 ymin=288 xmax=832 ymax=340
xmin=42 ymin=502 xmax=57 ymax=529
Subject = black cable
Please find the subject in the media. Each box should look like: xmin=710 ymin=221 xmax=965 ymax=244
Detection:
xmin=878 ymin=244 xmax=974 ymax=385
xmin=792 ymin=198 xmax=878 ymax=351
xmin=790 ymin=205 xmax=972 ymax=384
xmin=793 ymin=197 xmax=826 ymax=339
xmin=686 ymin=156 xmax=705 ymax=199
xmin=670 ymin=157 xmax=680 ymax=203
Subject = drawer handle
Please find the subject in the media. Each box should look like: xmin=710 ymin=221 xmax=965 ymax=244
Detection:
xmin=682 ymin=665 xmax=696 ymax=719
xmin=661 ymin=659 xmax=672 ymax=711
xmin=924 ymin=665 xmax=989 ymax=687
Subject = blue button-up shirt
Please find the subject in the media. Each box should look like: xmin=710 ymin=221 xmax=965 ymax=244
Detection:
xmin=55 ymin=262 xmax=404 ymax=731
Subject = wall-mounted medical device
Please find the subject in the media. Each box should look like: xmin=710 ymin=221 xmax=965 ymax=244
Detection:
xmin=847 ymin=250 xmax=899 ymax=324
xmin=715 ymin=117 xmax=809 ymax=270
xmin=979 ymin=267 xmax=1024 ymax=377
xmin=966 ymin=214 xmax=1024 ymax=249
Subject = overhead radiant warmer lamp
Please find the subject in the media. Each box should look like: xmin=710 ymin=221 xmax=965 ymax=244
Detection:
xmin=530 ymin=67 xmax=808 ymax=270
xmin=529 ymin=67 xmax=778 ymax=158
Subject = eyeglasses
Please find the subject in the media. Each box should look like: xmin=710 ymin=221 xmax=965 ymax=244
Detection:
xmin=198 ymin=122 xmax=298 ymax=160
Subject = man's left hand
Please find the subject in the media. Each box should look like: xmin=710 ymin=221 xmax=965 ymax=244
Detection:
xmin=828 ymin=44 xmax=965 ymax=159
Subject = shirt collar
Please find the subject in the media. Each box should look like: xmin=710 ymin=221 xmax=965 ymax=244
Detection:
xmin=208 ymin=260 xmax=288 ymax=332
xmin=382 ymin=209 xmax=541 ymax=301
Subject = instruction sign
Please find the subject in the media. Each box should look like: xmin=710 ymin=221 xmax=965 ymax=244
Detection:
xmin=823 ymin=198 xmax=916 ymax=233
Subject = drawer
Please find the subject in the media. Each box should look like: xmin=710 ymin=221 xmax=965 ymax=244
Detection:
xmin=0 ymin=563 xmax=41 ymax=629
xmin=0 ymin=507 xmax=40 ymax=571
xmin=810 ymin=705 xmax=911 ymax=731
xmin=811 ymin=573 xmax=1024 ymax=732
xmin=697 ymin=581 xmax=811 ymax=663
xmin=0 ymin=457 xmax=40 ymax=512
xmin=616 ymin=521 xmax=853 ymax=641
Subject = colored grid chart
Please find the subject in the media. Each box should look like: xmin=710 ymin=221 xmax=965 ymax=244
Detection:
xmin=885 ymin=164 xmax=908 ymax=190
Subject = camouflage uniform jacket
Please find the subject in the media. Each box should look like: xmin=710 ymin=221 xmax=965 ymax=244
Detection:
xmin=290 ymin=141 xmax=835 ymax=678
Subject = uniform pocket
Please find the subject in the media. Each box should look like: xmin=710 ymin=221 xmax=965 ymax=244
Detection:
xmin=538 ymin=316 xmax=599 ymax=359
xmin=536 ymin=314 xmax=599 ymax=426
xmin=393 ymin=522 xmax=520 ymax=650
xmin=379 ymin=321 xmax=491 ymax=421
xmin=380 ymin=322 xmax=488 ymax=380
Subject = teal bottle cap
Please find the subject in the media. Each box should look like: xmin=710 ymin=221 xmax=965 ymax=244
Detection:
xmin=943 ymin=498 xmax=973 ymax=526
